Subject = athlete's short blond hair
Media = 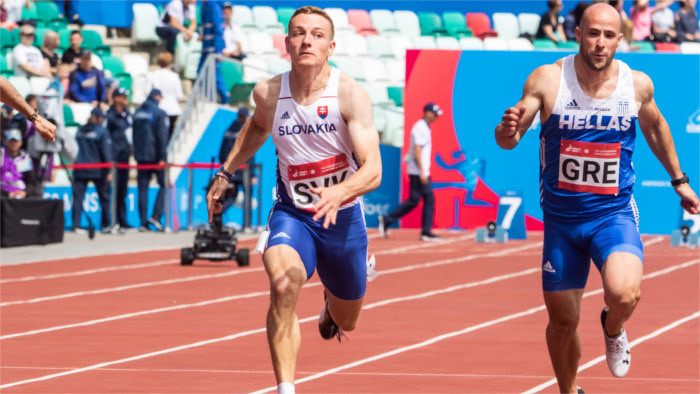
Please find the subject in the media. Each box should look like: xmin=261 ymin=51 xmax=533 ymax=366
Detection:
xmin=288 ymin=6 xmax=335 ymax=39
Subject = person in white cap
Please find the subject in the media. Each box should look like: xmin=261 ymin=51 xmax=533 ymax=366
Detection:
xmin=379 ymin=102 xmax=443 ymax=241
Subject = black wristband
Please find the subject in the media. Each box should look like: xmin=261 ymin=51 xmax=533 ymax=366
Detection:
xmin=218 ymin=165 xmax=234 ymax=184
xmin=671 ymin=173 xmax=689 ymax=187
xmin=27 ymin=111 xmax=38 ymax=123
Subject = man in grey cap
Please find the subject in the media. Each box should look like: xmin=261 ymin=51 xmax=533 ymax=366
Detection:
xmin=379 ymin=102 xmax=443 ymax=241
xmin=72 ymin=106 xmax=112 ymax=233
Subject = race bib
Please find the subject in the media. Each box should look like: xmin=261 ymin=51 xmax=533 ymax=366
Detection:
xmin=288 ymin=154 xmax=353 ymax=211
xmin=558 ymin=140 xmax=620 ymax=195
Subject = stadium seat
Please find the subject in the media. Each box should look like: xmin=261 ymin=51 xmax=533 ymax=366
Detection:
xmin=518 ymin=13 xmax=541 ymax=37
xmin=360 ymin=58 xmax=389 ymax=82
xmin=267 ymin=57 xmax=290 ymax=75
xmin=174 ymin=31 xmax=202 ymax=72
xmin=655 ymin=42 xmax=680 ymax=53
xmin=384 ymin=59 xmax=405 ymax=84
xmin=20 ymin=2 xmax=38 ymax=21
xmin=384 ymin=108 xmax=404 ymax=145
xmin=412 ymin=36 xmax=437 ymax=49
xmin=122 ymin=54 xmax=149 ymax=82
xmin=242 ymin=57 xmax=271 ymax=83
xmin=271 ymin=34 xmax=289 ymax=59
xmin=252 ymin=6 xmax=284 ymax=33
xmin=442 ymin=11 xmax=472 ymax=38
xmin=58 ymin=29 xmax=72 ymax=51
xmin=0 ymin=56 xmax=13 ymax=78
xmin=492 ymin=12 xmax=519 ymax=40
xmin=132 ymin=3 xmax=160 ymax=44
xmin=245 ymin=31 xmax=279 ymax=56
xmin=483 ymin=37 xmax=508 ymax=50
xmin=84 ymin=25 xmax=108 ymax=41
xmin=369 ymin=9 xmax=400 ymax=35
xmin=680 ymin=42 xmax=700 ymax=54
xmin=507 ymin=38 xmax=534 ymax=51
xmin=331 ymin=35 xmax=351 ymax=57
xmin=36 ymin=1 xmax=64 ymax=26
xmin=344 ymin=34 xmax=370 ymax=57
xmin=366 ymin=35 xmax=394 ymax=58
xmin=90 ymin=53 xmax=103 ymax=70
xmin=389 ymin=35 xmax=413 ymax=58
xmin=69 ymin=102 xmax=94 ymax=126
xmin=533 ymin=39 xmax=557 ymax=49
xmin=221 ymin=60 xmax=244 ymax=92
xmin=29 ymin=76 xmax=51 ymax=94
xmin=347 ymin=9 xmax=378 ymax=36
xmin=393 ymin=10 xmax=421 ymax=38
xmin=436 ymin=36 xmax=460 ymax=49
xmin=1 ymin=27 xmax=14 ymax=53
xmin=82 ymin=28 xmax=111 ymax=57
xmin=633 ymin=41 xmax=655 ymax=52
xmin=325 ymin=8 xmax=355 ymax=34
xmin=466 ymin=13 xmax=498 ymax=39
xmin=276 ymin=7 xmax=295 ymax=33
xmin=32 ymin=28 xmax=51 ymax=47
xmin=387 ymin=86 xmax=404 ymax=106
xmin=330 ymin=57 xmax=365 ymax=81
xmin=233 ymin=5 xmax=257 ymax=31
xmin=101 ymin=55 xmax=126 ymax=78
xmin=418 ymin=12 xmax=448 ymax=36
xmin=373 ymin=105 xmax=387 ymax=133
xmin=557 ymin=41 xmax=579 ymax=50
xmin=459 ymin=36 xmax=484 ymax=50
xmin=63 ymin=103 xmax=80 ymax=128
xmin=183 ymin=51 xmax=201 ymax=80
xmin=361 ymin=81 xmax=391 ymax=105
xmin=8 ymin=76 xmax=30 ymax=98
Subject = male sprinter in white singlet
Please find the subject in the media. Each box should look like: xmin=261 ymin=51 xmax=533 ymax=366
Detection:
xmin=495 ymin=4 xmax=699 ymax=393
xmin=207 ymin=6 xmax=381 ymax=394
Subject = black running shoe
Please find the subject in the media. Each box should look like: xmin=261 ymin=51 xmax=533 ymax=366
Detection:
xmin=577 ymin=387 xmax=585 ymax=394
xmin=318 ymin=297 xmax=346 ymax=342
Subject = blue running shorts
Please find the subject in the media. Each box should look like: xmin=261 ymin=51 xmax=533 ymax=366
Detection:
xmin=265 ymin=202 xmax=368 ymax=300
xmin=542 ymin=201 xmax=644 ymax=292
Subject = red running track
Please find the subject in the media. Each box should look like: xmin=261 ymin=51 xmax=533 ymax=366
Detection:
xmin=0 ymin=230 xmax=698 ymax=393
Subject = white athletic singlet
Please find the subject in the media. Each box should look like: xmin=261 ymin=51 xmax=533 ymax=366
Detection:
xmin=271 ymin=67 xmax=359 ymax=212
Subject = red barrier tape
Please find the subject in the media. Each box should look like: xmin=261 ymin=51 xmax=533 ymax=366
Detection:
xmin=56 ymin=162 xmax=247 ymax=170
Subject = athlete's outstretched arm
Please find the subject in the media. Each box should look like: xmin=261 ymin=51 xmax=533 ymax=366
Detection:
xmin=495 ymin=65 xmax=550 ymax=150
xmin=311 ymin=75 xmax=382 ymax=228
xmin=635 ymin=71 xmax=700 ymax=214
xmin=0 ymin=76 xmax=56 ymax=141
xmin=207 ymin=81 xmax=273 ymax=222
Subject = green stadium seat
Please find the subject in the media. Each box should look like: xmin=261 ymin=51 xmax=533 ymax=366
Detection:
xmin=81 ymin=29 xmax=111 ymax=57
xmin=533 ymin=39 xmax=557 ymax=49
xmin=418 ymin=12 xmax=448 ymax=36
xmin=229 ymin=83 xmax=255 ymax=104
xmin=442 ymin=11 xmax=472 ymax=37
xmin=63 ymin=103 xmax=80 ymax=128
xmin=101 ymin=55 xmax=126 ymax=77
xmin=634 ymin=41 xmax=655 ymax=52
xmin=557 ymin=41 xmax=579 ymax=50
xmin=20 ymin=3 xmax=38 ymax=21
xmin=0 ymin=28 xmax=14 ymax=52
xmin=387 ymin=86 xmax=403 ymax=107
xmin=36 ymin=1 xmax=65 ymax=26
xmin=33 ymin=28 xmax=53 ymax=48
xmin=276 ymin=7 xmax=295 ymax=33
xmin=58 ymin=30 xmax=73 ymax=51
xmin=221 ymin=60 xmax=244 ymax=92
xmin=492 ymin=12 xmax=519 ymax=40
xmin=115 ymin=74 xmax=133 ymax=98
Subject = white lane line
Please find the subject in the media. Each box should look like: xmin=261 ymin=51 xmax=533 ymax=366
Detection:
xmin=3 ymin=255 xmax=693 ymax=390
xmin=249 ymin=256 xmax=699 ymax=394
xmin=374 ymin=234 xmax=475 ymax=255
xmin=1 ymin=242 xmax=543 ymax=339
xmin=522 ymin=311 xmax=700 ymax=394
xmin=0 ymin=260 xmax=178 ymax=284
xmin=0 ymin=267 xmax=265 ymax=307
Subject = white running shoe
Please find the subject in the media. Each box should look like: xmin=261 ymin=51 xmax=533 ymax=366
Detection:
xmin=378 ymin=215 xmax=388 ymax=238
xmin=601 ymin=307 xmax=631 ymax=377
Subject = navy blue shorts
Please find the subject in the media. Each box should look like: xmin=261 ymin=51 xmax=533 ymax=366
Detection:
xmin=265 ymin=202 xmax=368 ymax=300
xmin=542 ymin=201 xmax=644 ymax=292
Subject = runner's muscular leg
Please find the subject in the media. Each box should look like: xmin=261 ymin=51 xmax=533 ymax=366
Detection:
xmin=543 ymin=288 xmax=585 ymax=394
xmin=325 ymin=288 xmax=364 ymax=331
xmin=263 ymin=244 xmax=308 ymax=384
xmin=601 ymin=252 xmax=643 ymax=336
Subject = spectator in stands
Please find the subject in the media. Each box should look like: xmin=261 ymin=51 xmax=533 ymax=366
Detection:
xmin=676 ymin=0 xmax=700 ymax=42
xmin=0 ymin=0 xmax=29 ymax=29
xmin=564 ymin=2 xmax=590 ymax=41
xmin=609 ymin=0 xmax=629 ymax=21
xmin=72 ymin=106 xmax=112 ymax=233
xmin=379 ymin=103 xmax=444 ymax=242
xmin=57 ymin=63 xmax=71 ymax=94
xmin=145 ymin=52 xmax=183 ymax=140
xmin=630 ymin=0 xmax=671 ymax=41
xmin=618 ymin=17 xmax=640 ymax=51
xmin=55 ymin=0 xmax=83 ymax=27
xmin=68 ymin=49 xmax=107 ymax=108
xmin=536 ymin=0 xmax=568 ymax=43
xmin=12 ymin=24 xmax=52 ymax=78
xmin=197 ymin=0 xmax=229 ymax=105
xmin=132 ymin=89 xmax=168 ymax=232
xmin=156 ymin=0 xmax=197 ymax=55
xmin=1 ymin=127 xmax=36 ymax=198
xmin=61 ymin=30 xmax=83 ymax=67
xmin=40 ymin=30 xmax=60 ymax=76
xmin=105 ymin=87 xmax=133 ymax=233
xmin=651 ymin=0 xmax=678 ymax=42
xmin=222 ymin=2 xmax=246 ymax=60
xmin=216 ymin=107 xmax=250 ymax=212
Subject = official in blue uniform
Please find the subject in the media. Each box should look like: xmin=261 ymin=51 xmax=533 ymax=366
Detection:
xmin=105 ymin=87 xmax=133 ymax=232
xmin=72 ymin=107 xmax=112 ymax=232
xmin=133 ymin=89 xmax=169 ymax=232
xmin=197 ymin=0 xmax=229 ymax=104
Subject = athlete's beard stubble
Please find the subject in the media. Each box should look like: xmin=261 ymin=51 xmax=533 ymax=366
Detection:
xmin=579 ymin=43 xmax=616 ymax=71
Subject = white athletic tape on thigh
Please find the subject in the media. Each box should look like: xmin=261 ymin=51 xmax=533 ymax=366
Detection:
xmin=367 ymin=254 xmax=379 ymax=282
xmin=254 ymin=230 xmax=270 ymax=254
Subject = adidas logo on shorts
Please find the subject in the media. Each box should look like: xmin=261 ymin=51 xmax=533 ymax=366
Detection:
xmin=543 ymin=261 xmax=556 ymax=273
xmin=281 ymin=111 xmax=291 ymax=120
